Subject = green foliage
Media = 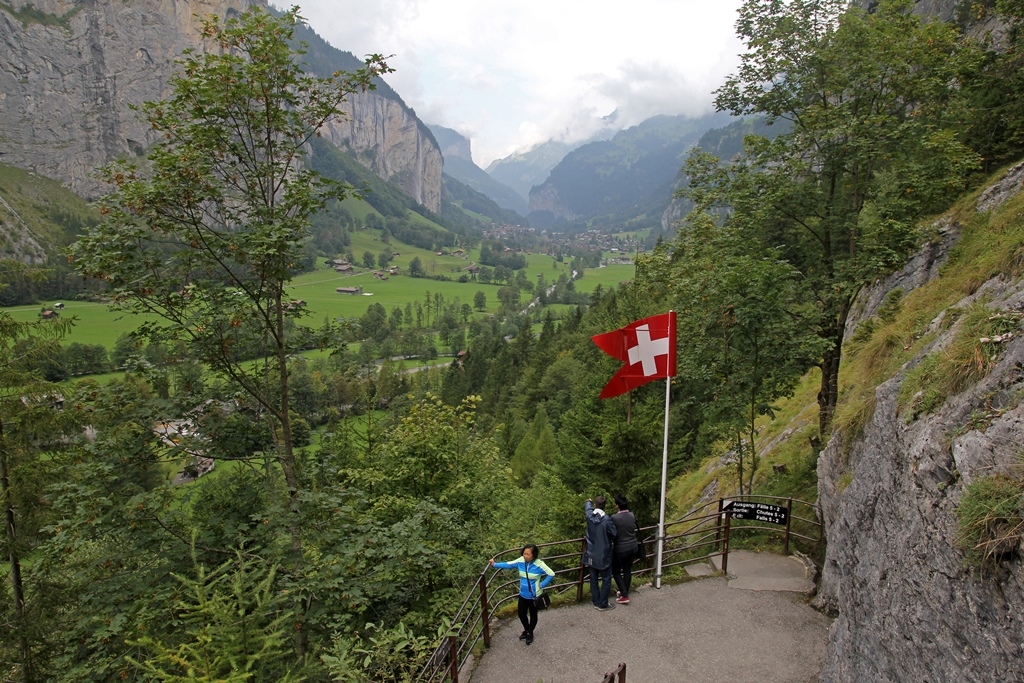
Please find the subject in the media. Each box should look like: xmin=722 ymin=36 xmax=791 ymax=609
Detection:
xmin=955 ymin=472 xmax=1024 ymax=568
xmin=0 ymin=1 xmax=80 ymax=29
xmin=127 ymin=552 xmax=301 ymax=682
xmin=956 ymin=2 xmax=1024 ymax=173
xmin=692 ymin=0 xmax=979 ymax=436
xmin=0 ymin=307 xmax=81 ymax=681
xmin=63 ymin=6 xmax=394 ymax=667
xmin=510 ymin=408 xmax=557 ymax=486
xmin=323 ymin=620 xmax=453 ymax=683
xmin=638 ymin=216 xmax=825 ymax=493
xmin=408 ymin=256 xmax=425 ymax=277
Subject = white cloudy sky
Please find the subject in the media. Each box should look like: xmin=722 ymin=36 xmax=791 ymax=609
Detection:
xmin=290 ymin=0 xmax=747 ymax=168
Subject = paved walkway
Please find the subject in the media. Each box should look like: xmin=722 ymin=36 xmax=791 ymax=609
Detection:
xmin=466 ymin=551 xmax=829 ymax=683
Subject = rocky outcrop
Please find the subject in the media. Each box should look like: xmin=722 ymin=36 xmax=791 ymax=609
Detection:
xmin=428 ymin=124 xmax=471 ymax=162
xmin=528 ymin=182 xmax=575 ymax=221
xmin=0 ymin=0 xmax=237 ymax=199
xmin=845 ymin=216 xmax=963 ymax=337
xmin=816 ymin=166 xmax=1024 ymax=682
xmin=0 ymin=0 xmax=441 ymax=211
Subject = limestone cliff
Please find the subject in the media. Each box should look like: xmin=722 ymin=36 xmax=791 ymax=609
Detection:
xmin=815 ymin=164 xmax=1024 ymax=682
xmin=323 ymin=92 xmax=441 ymax=213
xmin=0 ymin=0 xmax=440 ymax=211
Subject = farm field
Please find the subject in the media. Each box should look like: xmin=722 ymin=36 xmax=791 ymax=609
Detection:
xmin=291 ymin=266 xmax=492 ymax=320
xmin=573 ymin=263 xmax=635 ymax=293
xmin=2 ymin=227 xmax=634 ymax=349
xmin=2 ymin=300 xmax=153 ymax=346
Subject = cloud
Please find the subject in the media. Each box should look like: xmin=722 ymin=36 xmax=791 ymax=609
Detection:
xmin=292 ymin=0 xmax=746 ymax=166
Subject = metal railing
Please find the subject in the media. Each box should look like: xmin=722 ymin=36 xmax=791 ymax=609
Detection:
xmin=416 ymin=496 xmax=821 ymax=683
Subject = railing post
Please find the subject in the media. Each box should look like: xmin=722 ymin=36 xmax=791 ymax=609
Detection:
xmin=722 ymin=512 xmax=731 ymax=575
xmin=784 ymin=497 xmax=793 ymax=556
xmin=618 ymin=662 xmax=626 ymax=683
xmin=577 ymin=538 xmax=588 ymax=602
xmin=448 ymin=634 xmax=459 ymax=683
xmin=479 ymin=572 xmax=490 ymax=648
xmin=816 ymin=502 xmax=824 ymax=546
xmin=716 ymin=498 xmax=724 ymax=553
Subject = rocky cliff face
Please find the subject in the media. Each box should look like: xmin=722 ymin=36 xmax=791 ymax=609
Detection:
xmin=427 ymin=124 xmax=472 ymax=162
xmin=816 ymin=164 xmax=1024 ymax=682
xmin=323 ymin=92 xmax=441 ymax=212
xmin=0 ymin=0 xmax=440 ymax=211
xmin=528 ymin=183 xmax=576 ymax=221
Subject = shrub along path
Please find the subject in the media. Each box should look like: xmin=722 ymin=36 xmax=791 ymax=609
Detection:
xmin=466 ymin=550 xmax=829 ymax=683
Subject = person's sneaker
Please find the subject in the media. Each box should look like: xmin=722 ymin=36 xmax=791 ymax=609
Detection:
xmin=595 ymin=603 xmax=615 ymax=611
xmin=525 ymin=632 xmax=533 ymax=645
xmin=616 ymin=596 xmax=630 ymax=604
xmin=616 ymin=591 xmax=621 ymax=599
xmin=519 ymin=630 xmax=529 ymax=640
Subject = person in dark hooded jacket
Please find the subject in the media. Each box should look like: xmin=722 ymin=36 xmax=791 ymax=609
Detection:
xmin=583 ymin=496 xmax=618 ymax=610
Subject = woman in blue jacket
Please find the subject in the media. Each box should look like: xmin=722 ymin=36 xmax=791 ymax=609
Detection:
xmin=489 ymin=544 xmax=555 ymax=645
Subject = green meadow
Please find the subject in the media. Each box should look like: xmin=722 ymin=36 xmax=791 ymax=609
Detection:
xmin=2 ymin=224 xmax=635 ymax=349
xmin=572 ymin=263 xmax=635 ymax=293
xmin=3 ymin=300 xmax=152 ymax=346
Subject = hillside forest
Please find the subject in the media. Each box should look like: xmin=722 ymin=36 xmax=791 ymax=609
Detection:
xmin=5 ymin=0 xmax=1024 ymax=680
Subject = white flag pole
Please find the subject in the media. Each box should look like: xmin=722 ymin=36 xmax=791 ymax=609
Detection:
xmin=654 ymin=311 xmax=673 ymax=589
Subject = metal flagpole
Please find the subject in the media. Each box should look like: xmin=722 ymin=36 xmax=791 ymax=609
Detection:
xmin=654 ymin=313 xmax=673 ymax=589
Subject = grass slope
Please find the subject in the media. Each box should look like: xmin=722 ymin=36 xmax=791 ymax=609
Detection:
xmin=0 ymin=162 xmax=97 ymax=261
xmin=666 ymin=161 xmax=1024 ymax=544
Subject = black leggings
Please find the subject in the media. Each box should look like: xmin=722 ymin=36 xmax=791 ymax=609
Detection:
xmin=613 ymin=550 xmax=635 ymax=597
xmin=517 ymin=596 xmax=538 ymax=634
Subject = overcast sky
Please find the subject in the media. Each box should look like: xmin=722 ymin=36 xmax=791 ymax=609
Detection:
xmin=289 ymin=1 xmax=747 ymax=168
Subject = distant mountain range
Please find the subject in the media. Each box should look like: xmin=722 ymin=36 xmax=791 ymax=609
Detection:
xmin=485 ymin=140 xmax=582 ymax=205
xmin=659 ymin=116 xmax=791 ymax=233
xmin=1 ymin=0 xmax=778 ymax=273
xmin=526 ymin=112 xmax=733 ymax=230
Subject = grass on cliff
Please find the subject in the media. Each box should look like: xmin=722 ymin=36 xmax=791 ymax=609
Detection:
xmin=0 ymin=2 xmax=80 ymax=30
xmin=955 ymin=466 xmax=1024 ymax=569
xmin=834 ymin=166 xmax=1024 ymax=447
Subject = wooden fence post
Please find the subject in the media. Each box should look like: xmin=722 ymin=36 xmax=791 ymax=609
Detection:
xmin=716 ymin=498 xmax=724 ymax=553
xmin=479 ymin=572 xmax=490 ymax=648
xmin=722 ymin=512 xmax=731 ymax=575
xmin=448 ymin=634 xmax=458 ymax=683
xmin=577 ymin=538 xmax=588 ymax=602
xmin=784 ymin=497 xmax=793 ymax=556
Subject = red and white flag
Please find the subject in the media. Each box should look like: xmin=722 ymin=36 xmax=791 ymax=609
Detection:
xmin=591 ymin=312 xmax=676 ymax=399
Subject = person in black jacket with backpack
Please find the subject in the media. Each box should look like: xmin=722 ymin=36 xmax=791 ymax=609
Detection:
xmin=584 ymin=496 xmax=618 ymax=610
xmin=610 ymin=494 xmax=640 ymax=605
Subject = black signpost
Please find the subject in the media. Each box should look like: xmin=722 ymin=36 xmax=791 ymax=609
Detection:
xmin=723 ymin=500 xmax=789 ymax=526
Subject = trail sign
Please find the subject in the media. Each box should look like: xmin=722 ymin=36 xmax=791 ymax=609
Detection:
xmin=723 ymin=500 xmax=789 ymax=526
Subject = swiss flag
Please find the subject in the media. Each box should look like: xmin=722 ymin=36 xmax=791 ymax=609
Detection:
xmin=591 ymin=312 xmax=676 ymax=399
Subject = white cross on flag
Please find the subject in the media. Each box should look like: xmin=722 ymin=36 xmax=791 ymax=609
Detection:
xmin=591 ymin=312 xmax=676 ymax=399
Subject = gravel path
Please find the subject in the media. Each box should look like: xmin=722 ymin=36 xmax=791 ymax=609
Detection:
xmin=466 ymin=553 xmax=830 ymax=683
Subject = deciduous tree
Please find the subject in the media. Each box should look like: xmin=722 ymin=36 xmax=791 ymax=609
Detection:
xmin=69 ymin=6 xmax=389 ymax=655
xmin=690 ymin=0 xmax=978 ymax=435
